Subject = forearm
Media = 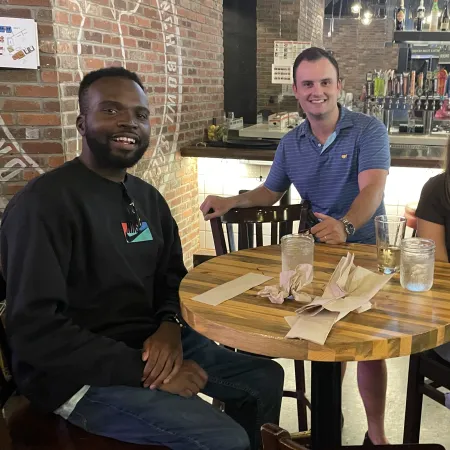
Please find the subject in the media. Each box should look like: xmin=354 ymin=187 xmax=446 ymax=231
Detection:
xmin=231 ymin=185 xmax=284 ymax=208
xmin=345 ymin=184 xmax=384 ymax=230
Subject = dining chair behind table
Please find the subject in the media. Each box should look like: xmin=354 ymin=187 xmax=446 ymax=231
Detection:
xmin=0 ymin=283 xmax=169 ymax=450
xmin=404 ymin=349 xmax=450 ymax=444
xmin=209 ymin=201 xmax=310 ymax=432
xmin=261 ymin=424 xmax=445 ymax=450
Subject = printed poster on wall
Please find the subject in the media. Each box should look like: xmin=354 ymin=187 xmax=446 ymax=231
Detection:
xmin=0 ymin=17 xmax=39 ymax=69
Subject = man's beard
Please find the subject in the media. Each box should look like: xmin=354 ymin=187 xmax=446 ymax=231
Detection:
xmin=85 ymin=129 xmax=149 ymax=170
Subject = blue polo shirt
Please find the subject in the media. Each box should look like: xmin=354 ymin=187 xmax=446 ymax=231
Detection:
xmin=264 ymin=107 xmax=390 ymax=244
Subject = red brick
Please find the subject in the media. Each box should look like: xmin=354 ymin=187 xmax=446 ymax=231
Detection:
xmin=48 ymin=155 xmax=65 ymax=168
xmin=2 ymin=100 xmax=41 ymax=111
xmin=40 ymin=55 xmax=57 ymax=68
xmin=55 ymin=11 xmax=69 ymax=23
xmin=41 ymin=128 xmax=62 ymax=140
xmin=43 ymin=101 xmax=61 ymax=112
xmin=0 ymin=7 xmax=32 ymax=17
xmin=0 ymin=69 xmax=38 ymax=82
xmin=40 ymin=70 xmax=58 ymax=83
xmin=0 ymin=114 xmax=15 ymax=125
xmin=15 ymin=85 xmax=59 ymax=98
xmin=7 ymin=0 xmax=50 ymax=5
xmin=37 ymin=24 xmax=54 ymax=38
xmin=18 ymin=114 xmax=61 ymax=126
xmin=22 ymin=142 xmax=63 ymax=154
xmin=84 ymin=31 xmax=102 ymax=43
xmin=23 ymin=169 xmax=42 ymax=181
xmin=6 ymin=183 xmax=26 ymax=196
xmin=71 ymin=14 xmax=83 ymax=26
xmin=83 ymin=58 xmax=105 ymax=70
xmin=93 ymin=19 xmax=112 ymax=31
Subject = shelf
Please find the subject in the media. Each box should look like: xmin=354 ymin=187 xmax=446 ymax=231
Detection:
xmin=393 ymin=31 xmax=450 ymax=44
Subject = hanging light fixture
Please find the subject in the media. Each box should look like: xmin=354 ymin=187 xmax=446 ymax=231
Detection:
xmin=351 ymin=0 xmax=362 ymax=13
xmin=361 ymin=15 xmax=373 ymax=24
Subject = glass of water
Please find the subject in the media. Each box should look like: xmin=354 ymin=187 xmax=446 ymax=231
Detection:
xmin=281 ymin=233 xmax=314 ymax=274
xmin=374 ymin=215 xmax=407 ymax=274
xmin=400 ymin=238 xmax=435 ymax=292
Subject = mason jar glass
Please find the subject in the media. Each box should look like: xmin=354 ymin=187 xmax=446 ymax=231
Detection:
xmin=400 ymin=238 xmax=436 ymax=292
xmin=281 ymin=233 xmax=314 ymax=274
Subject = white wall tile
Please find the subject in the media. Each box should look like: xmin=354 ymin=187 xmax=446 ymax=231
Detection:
xmin=199 ymin=231 xmax=205 ymax=249
xmin=198 ymin=175 xmax=205 ymax=195
xmin=385 ymin=205 xmax=399 ymax=216
xmin=205 ymin=231 xmax=215 ymax=250
xmin=199 ymin=211 xmax=205 ymax=231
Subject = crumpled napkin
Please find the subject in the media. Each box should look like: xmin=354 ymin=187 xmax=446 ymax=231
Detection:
xmin=258 ymin=264 xmax=313 ymax=304
xmin=285 ymin=252 xmax=393 ymax=345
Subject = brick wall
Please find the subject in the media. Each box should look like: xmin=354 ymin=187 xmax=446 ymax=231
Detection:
xmin=323 ymin=18 xmax=399 ymax=96
xmin=0 ymin=1 xmax=62 ymax=212
xmin=0 ymin=0 xmax=224 ymax=267
xmin=257 ymin=0 xmax=324 ymax=112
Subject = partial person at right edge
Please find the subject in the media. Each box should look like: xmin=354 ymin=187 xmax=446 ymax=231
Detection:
xmin=415 ymin=137 xmax=450 ymax=365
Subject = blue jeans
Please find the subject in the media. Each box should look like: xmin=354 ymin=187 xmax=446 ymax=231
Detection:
xmin=65 ymin=326 xmax=284 ymax=450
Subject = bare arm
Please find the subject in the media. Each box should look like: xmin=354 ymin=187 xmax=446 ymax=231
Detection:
xmin=200 ymin=184 xmax=285 ymax=220
xmin=417 ymin=218 xmax=449 ymax=262
xmin=345 ymin=169 xmax=388 ymax=229
xmin=312 ymin=169 xmax=388 ymax=244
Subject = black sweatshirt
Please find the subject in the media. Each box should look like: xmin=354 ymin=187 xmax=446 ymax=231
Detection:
xmin=0 ymin=158 xmax=187 ymax=412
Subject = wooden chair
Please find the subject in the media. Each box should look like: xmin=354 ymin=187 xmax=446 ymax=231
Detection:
xmin=404 ymin=349 xmax=450 ymax=444
xmin=261 ymin=424 xmax=445 ymax=450
xmin=210 ymin=202 xmax=311 ymax=432
xmin=0 ymin=298 xmax=168 ymax=450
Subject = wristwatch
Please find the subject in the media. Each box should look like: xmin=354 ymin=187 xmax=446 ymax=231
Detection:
xmin=340 ymin=217 xmax=356 ymax=236
xmin=160 ymin=313 xmax=184 ymax=328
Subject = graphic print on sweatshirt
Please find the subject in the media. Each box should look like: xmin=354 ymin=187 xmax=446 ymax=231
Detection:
xmin=121 ymin=221 xmax=153 ymax=243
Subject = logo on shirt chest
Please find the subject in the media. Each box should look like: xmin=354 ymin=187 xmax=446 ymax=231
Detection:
xmin=121 ymin=221 xmax=153 ymax=243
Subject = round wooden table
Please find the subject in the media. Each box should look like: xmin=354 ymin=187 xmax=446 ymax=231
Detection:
xmin=180 ymin=243 xmax=450 ymax=449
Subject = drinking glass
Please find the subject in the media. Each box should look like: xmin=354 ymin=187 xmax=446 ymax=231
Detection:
xmin=374 ymin=215 xmax=406 ymax=274
xmin=281 ymin=233 xmax=314 ymax=274
xmin=400 ymin=238 xmax=435 ymax=292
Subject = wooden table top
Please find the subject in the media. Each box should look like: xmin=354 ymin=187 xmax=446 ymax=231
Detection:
xmin=180 ymin=244 xmax=450 ymax=362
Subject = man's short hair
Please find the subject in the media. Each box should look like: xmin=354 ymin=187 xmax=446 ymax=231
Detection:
xmin=293 ymin=47 xmax=340 ymax=86
xmin=78 ymin=67 xmax=145 ymax=114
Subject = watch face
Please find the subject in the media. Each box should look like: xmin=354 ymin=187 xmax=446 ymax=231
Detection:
xmin=347 ymin=223 xmax=355 ymax=235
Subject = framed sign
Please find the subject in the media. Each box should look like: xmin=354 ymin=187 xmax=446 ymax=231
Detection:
xmin=0 ymin=17 xmax=39 ymax=69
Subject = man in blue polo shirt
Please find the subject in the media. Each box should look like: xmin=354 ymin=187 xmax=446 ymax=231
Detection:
xmin=201 ymin=47 xmax=390 ymax=445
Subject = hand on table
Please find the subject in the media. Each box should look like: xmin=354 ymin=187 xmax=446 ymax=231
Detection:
xmin=159 ymin=360 xmax=208 ymax=398
xmin=310 ymin=213 xmax=347 ymax=245
xmin=142 ymin=321 xmax=183 ymax=389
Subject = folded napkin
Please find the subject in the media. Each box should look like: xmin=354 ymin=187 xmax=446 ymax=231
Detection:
xmin=257 ymin=264 xmax=313 ymax=304
xmin=285 ymin=252 xmax=393 ymax=345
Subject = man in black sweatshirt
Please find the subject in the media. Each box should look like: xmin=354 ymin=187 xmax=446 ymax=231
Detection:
xmin=0 ymin=68 xmax=284 ymax=450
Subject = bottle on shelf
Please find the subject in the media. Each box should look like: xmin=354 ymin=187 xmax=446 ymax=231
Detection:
xmin=430 ymin=0 xmax=440 ymax=31
xmin=396 ymin=0 xmax=406 ymax=30
xmin=416 ymin=0 xmax=425 ymax=31
xmin=441 ymin=0 xmax=449 ymax=30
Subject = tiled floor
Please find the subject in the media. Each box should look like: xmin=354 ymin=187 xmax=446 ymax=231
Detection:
xmin=278 ymin=356 xmax=450 ymax=448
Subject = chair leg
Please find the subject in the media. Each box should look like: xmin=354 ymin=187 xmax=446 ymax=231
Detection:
xmin=294 ymin=360 xmax=309 ymax=432
xmin=403 ymin=354 xmax=424 ymax=443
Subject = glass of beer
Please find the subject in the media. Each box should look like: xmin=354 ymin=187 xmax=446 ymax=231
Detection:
xmin=374 ymin=215 xmax=406 ymax=274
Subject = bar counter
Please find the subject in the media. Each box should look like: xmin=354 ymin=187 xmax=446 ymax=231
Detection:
xmin=180 ymin=143 xmax=445 ymax=168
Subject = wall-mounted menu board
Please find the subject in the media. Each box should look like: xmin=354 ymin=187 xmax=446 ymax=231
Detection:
xmin=0 ymin=17 xmax=39 ymax=69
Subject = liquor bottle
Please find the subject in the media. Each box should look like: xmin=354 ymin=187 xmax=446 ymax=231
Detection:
xmin=396 ymin=0 xmax=406 ymax=30
xmin=416 ymin=0 xmax=425 ymax=31
xmin=430 ymin=0 xmax=440 ymax=31
xmin=441 ymin=1 xmax=449 ymax=30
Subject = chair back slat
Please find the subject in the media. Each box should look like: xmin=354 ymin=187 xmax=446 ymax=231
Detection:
xmin=255 ymin=223 xmax=263 ymax=247
xmin=210 ymin=202 xmax=308 ymax=256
